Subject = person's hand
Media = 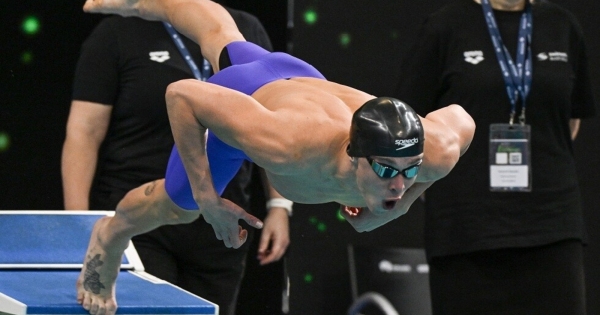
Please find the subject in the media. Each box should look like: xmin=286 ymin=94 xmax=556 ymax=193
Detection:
xmin=201 ymin=197 xmax=263 ymax=248
xmin=257 ymin=207 xmax=290 ymax=265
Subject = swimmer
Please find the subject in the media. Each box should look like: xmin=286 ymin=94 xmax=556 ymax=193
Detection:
xmin=77 ymin=0 xmax=475 ymax=314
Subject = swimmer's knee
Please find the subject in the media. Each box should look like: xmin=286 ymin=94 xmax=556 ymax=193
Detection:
xmin=133 ymin=179 xmax=200 ymax=225
xmin=168 ymin=206 xmax=200 ymax=225
xmin=116 ymin=180 xmax=162 ymax=211
xmin=114 ymin=180 xmax=193 ymax=224
xmin=165 ymin=79 xmax=197 ymax=104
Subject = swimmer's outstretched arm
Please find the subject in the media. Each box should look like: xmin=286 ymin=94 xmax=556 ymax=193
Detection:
xmin=416 ymin=104 xmax=475 ymax=182
xmin=165 ymin=79 xmax=273 ymax=249
xmin=83 ymin=0 xmax=244 ymax=72
xmin=344 ymin=180 xmax=435 ymax=232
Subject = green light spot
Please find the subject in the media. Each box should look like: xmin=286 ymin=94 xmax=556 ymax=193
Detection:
xmin=22 ymin=16 xmax=41 ymax=35
xmin=0 ymin=132 xmax=11 ymax=152
xmin=336 ymin=209 xmax=346 ymax=221
xmin=309 ymin=216 xmax=318 ymax=225
xmin=21 ymin=51 xmax=34 ymax=65
xmin=304 ymin=10 xmax=317 ymax=25
xmin=339 ymin=33 xmax=351 ymax=48
xmin=390 ymin=30 xmax=399 ymax=40
xmin=303 ymin=273 xmax=314 ymax=283
xmin=317 ymin=222 xmax=327 ymax=232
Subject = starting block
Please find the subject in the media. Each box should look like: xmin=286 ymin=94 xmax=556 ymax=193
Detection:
xmin=0 ymin=211 xmax=218 ymax=315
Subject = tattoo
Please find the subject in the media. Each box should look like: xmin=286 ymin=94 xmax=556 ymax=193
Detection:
xmin=83 ymin=254 xmax=106 ymax=294
xmin=144 ymin=181 xmax=157 ymax=196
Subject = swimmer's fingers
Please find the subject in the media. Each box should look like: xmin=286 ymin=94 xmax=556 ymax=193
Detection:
xmin=239 ymin=211 xmax=264 ymax=230
xmin=202 ymin=198 xmax=258 ymax=248
xmin=221 ymin=212 xmax=259 ymax=249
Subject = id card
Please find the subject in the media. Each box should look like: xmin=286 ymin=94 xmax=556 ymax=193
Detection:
xmin=489 ymin=124 xmax=531 ymax=192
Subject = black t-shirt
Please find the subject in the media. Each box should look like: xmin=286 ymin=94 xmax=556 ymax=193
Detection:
xmin=394 ymin=0 xmax=596 ymax=258
xmin=72 ymin=11 xmax=273 ymax=209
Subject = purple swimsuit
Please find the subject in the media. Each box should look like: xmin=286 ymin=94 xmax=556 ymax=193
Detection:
xmin=164 ymin=41 xmax=325 ymax=209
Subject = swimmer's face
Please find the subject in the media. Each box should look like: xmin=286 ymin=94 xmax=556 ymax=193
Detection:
xmin=350 ymin=154 xmax=423 ymax=231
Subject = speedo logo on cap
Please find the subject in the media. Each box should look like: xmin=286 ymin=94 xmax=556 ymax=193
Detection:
xmin=395 ymin=138 xmax=419 ymax=151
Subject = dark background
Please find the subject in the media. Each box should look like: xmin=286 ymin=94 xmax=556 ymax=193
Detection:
xmin=288 ymin=1 xmax=600 ymax=314
xmin=1 ymin=1 xmax=598 ymax=314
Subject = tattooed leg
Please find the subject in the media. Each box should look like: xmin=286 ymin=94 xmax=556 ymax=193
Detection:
xmin=76 ymin=216 xmax=125 ymax=315
xmin=83 ymin=254 xmax=106 ymax=294
xmin=76 ymin=179 xmax=199 ymax=315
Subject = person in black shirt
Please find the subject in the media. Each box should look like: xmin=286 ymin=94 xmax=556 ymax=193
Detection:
xmin=395 ymin=0 xmax=596 ymax=314
xmin=62 ymin=11 xmax=290 ymax=315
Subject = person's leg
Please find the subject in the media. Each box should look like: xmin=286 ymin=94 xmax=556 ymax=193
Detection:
xmin=131 ymin=229 xmax=179 ymax=284
xmin=428 ymin=241 xmax=586 ymax=315
xmin=76 ymin=179 xmax=199 ymax=315
xmin=82 ymin=0 xmax=244 ymax=71
xmin=172 ymin=218 xmax=252 ymax=315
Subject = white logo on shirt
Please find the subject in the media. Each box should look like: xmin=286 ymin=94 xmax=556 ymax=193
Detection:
xmin=464 ymin=50 xmax=484 ymax=65
xmin=149 ymin=51 xmax=170 ymax=63
xmin=378 ymin=260 xmax=429 ymax=274
xmin=537 ymin=52 xmax=568 ymax=62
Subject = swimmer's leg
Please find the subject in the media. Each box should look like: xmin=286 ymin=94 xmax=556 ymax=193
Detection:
xmin=77 ymin=179 xmax=199 ymax=315
xmin=83 ymin=0 xmax=244 ymax=71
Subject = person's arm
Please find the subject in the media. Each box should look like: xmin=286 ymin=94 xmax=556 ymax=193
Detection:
xmin=417 ymin=104 xmax=475 ymax=182
xmin=165 ymin=80 xmax=265 ymax=249
xmin=257 ymin=169 xmax=290 ymax=265
xmin=343 ymin=180 xmax=434 ymax=233
xmin=62 ymin=100 xmax=112 ymax=210
xmin=570 ymin=119 xmax=581 ymax=140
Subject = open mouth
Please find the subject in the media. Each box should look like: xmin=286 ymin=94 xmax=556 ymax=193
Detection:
xmin=382 ymin=199 xmax=398 ymax=210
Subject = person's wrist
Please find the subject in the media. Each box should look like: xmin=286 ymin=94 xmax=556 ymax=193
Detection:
xmin=266 ymin=198 xmax=293 ymax=216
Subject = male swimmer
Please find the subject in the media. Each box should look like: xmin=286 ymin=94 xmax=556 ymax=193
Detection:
xmin=77 ymin=0 xmax=475 ymax=314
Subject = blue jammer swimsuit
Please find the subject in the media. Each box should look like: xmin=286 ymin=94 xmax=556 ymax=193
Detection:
xmin=164 ymin=41 xmax=325 ymax=209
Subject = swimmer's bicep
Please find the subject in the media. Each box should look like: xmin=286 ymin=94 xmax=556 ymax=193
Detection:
xmin=423 ymin=105 xmax=475 ymax=155
xmin=418 ymin=114 xmax=464 ymax=181
xmin=166 ymin=80 xmax=304 ymax=168
xmin=169 ymin=80 xmax=290 ymax=160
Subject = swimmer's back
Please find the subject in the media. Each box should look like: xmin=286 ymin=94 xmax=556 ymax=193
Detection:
xmin=252 ymin=77 xmax=375 ymax=115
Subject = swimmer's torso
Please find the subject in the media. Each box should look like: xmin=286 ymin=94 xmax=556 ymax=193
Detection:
xmin=249 ymin=77 xmax=373 ymax=205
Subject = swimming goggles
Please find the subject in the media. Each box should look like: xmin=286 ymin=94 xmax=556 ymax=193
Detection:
xmin=366 ymin=157 xmax=422 ymax=179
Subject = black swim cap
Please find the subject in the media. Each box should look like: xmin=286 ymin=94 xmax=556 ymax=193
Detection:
xmin=347 ymin=97 xmax=424 ymax=158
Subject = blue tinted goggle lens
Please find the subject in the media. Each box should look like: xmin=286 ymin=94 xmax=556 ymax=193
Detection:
xmin=366 ymin=157 xmax=421 ymax=179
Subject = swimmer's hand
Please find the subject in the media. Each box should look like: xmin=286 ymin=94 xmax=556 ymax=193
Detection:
xmin=341 ymin=204 xmax=407 ymax=233
xmin=343 ymin=182 xmax=434 ymax=232
xmin=200 ymin=197 xmax=263 ymax=248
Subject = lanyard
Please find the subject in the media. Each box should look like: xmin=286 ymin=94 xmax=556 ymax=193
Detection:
xmin=481 ymin=0 xmax=533 ymax=125
xmin=163 ymin=22 xmax=211 ymax=81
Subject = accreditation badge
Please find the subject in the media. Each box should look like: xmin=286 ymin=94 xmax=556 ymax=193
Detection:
xmin=489 ymin=124 xmax=531 ymax=192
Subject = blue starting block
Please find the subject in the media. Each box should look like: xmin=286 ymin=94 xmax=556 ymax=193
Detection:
xmin=0 ymin=211 xmax=218 ymax=315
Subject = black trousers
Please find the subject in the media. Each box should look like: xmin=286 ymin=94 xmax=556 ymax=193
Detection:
xmin=428 ymin=240 xmax=586 ymax=315
xmin=132 ymin=219 xmax=254 ymax=315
